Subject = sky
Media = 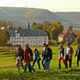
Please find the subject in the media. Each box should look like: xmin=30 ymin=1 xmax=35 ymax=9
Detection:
xmin=0 ymin=0 xmax=80 ymax=12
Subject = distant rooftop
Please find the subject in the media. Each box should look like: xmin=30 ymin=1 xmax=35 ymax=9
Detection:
xmin=8 ymin=29 xmax=48 ymax=37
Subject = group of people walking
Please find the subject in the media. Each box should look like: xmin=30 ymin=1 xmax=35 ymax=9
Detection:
xmin=58 ymin=43 xmax=80 ymax=69
xmin=15 ymin=43 xmax=52 ymax=72
xmin=15 ymin=42 xmax=80 ymax=72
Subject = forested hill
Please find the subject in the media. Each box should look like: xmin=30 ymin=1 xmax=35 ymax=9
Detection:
xmin=0 ymin=7 xmax=80 ymax=27
xmin=0 ymin=7 xmax=60 ymax=26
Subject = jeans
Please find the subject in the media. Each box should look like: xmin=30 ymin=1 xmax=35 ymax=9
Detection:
xmin=33 ymin=59 xmax=40 ymax=69
xmin=42 ymin=58 xmax=45 ymax=69
xmin=24 ymin=62 xmax=33 ymax=72
xmin=43 ymin=58 xmax=50 ymax=71
xmin=65 ymin=55 xmax=72 ymax=68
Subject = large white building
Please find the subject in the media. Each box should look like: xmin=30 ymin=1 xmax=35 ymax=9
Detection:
xmin=7 ymin=26 xmax=48 ymax=46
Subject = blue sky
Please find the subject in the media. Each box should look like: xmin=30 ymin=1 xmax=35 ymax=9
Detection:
xmin=0 ymin=0 xmax=80 ymax=12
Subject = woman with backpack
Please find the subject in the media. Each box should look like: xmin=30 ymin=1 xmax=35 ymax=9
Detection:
xmin=32 ymin=48 xmax=41 ymax=69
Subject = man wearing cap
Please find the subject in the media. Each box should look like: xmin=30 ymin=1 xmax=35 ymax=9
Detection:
xmin=43 ymin=44 xmax=52 ymax=71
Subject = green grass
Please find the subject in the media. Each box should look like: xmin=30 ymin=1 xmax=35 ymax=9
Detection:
xmin=0 ymin=45 xmax=80 ymax=80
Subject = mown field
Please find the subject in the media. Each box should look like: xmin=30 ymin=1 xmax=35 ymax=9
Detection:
xmin=0 ymin=45 xmax=80 ymax=80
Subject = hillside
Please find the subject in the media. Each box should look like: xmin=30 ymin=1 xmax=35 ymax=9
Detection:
xmin=0 ymin=7 xmax=80 ymax=27
xmin=55 ymin=12 xmax=80 ymax=24
xmin=0 ymin=7 xmax=61 ymax=27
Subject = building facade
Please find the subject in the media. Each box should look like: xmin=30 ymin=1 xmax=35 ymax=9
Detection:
xmin=58 ymin=29 xmax=76 ymax=43
xmin=7 ymin=28 xmax=48 ymax=46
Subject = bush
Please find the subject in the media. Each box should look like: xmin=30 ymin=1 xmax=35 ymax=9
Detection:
xmin=73 ymin=36 xmax=80 ymax=45
xmin=77 ymin=36 xmax=80 ymax=44
xmin=49 ymin=40 xmax=57 ymax=45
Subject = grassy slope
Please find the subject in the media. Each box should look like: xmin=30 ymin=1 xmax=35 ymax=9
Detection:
xmin=0 ymin=45 xmax=80 ymax=80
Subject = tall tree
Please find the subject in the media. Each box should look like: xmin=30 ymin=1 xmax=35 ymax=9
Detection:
xmin=32 ymin=22 xmax=43 ymax=29
xmin=47 ymin=21 xmax=63 ymax=40
xmin=42 ymin=21 xmax=51 ymax=31
xmin=0 ymin=29 xmax=9 ymax=46
xmin=77 ymin=36 xmax=80 ymax=44
xmin=0 ymin=20 xmax=8 ymax=28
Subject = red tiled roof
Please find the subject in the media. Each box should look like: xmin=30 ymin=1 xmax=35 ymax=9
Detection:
xmin=59 ymin=29 xmax=70 ymax=37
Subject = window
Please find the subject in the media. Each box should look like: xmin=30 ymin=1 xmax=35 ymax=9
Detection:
xmin=16 ymin=34 xmax=18 ymax=37
xmin=11 ymin=41 xmax=13 ymax=43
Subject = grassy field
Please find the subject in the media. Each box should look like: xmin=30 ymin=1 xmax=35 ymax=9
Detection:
xmin=0 ymin=45 xmax=80 ymax=80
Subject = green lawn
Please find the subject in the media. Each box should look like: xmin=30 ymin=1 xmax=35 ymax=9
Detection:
xmin=0 ymin=45 xmax=80 ymax=80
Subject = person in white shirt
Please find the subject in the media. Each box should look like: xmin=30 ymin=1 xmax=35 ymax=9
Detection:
xmin=42 ymin=43 xmax=46 ymax=69
xmin=65 ymin=43 xmax=73 ymax=68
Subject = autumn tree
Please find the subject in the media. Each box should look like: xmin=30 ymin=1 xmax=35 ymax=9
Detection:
xmin=0 ymin=20 xmax=9 ymax=28
xmin=32 ymin=21 xmax=63 ymax=40
xmin=47 ymin=21 xmax=63 ymax=40
xmin=0 ymin=29 xmax=9 ymax=46
xmin=77 ymin=36 xmax=80 ymax=44
xmin=32 ymin=22 xmax=43 ymax=29
xmin=42 ymin=21 xmax=51 ymax=31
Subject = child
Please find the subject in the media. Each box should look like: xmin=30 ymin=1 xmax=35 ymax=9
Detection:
xmin=32 ymin=48 xmax=41 ymax=69
xmin=75 ymin=44 xmax=80 ymax=66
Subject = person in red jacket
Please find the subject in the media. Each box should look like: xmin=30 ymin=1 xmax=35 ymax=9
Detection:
xmin=24 ymin=44 xmax=34 ymax=72
xmin=58 ymin=44 xmax=65 ymax=69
